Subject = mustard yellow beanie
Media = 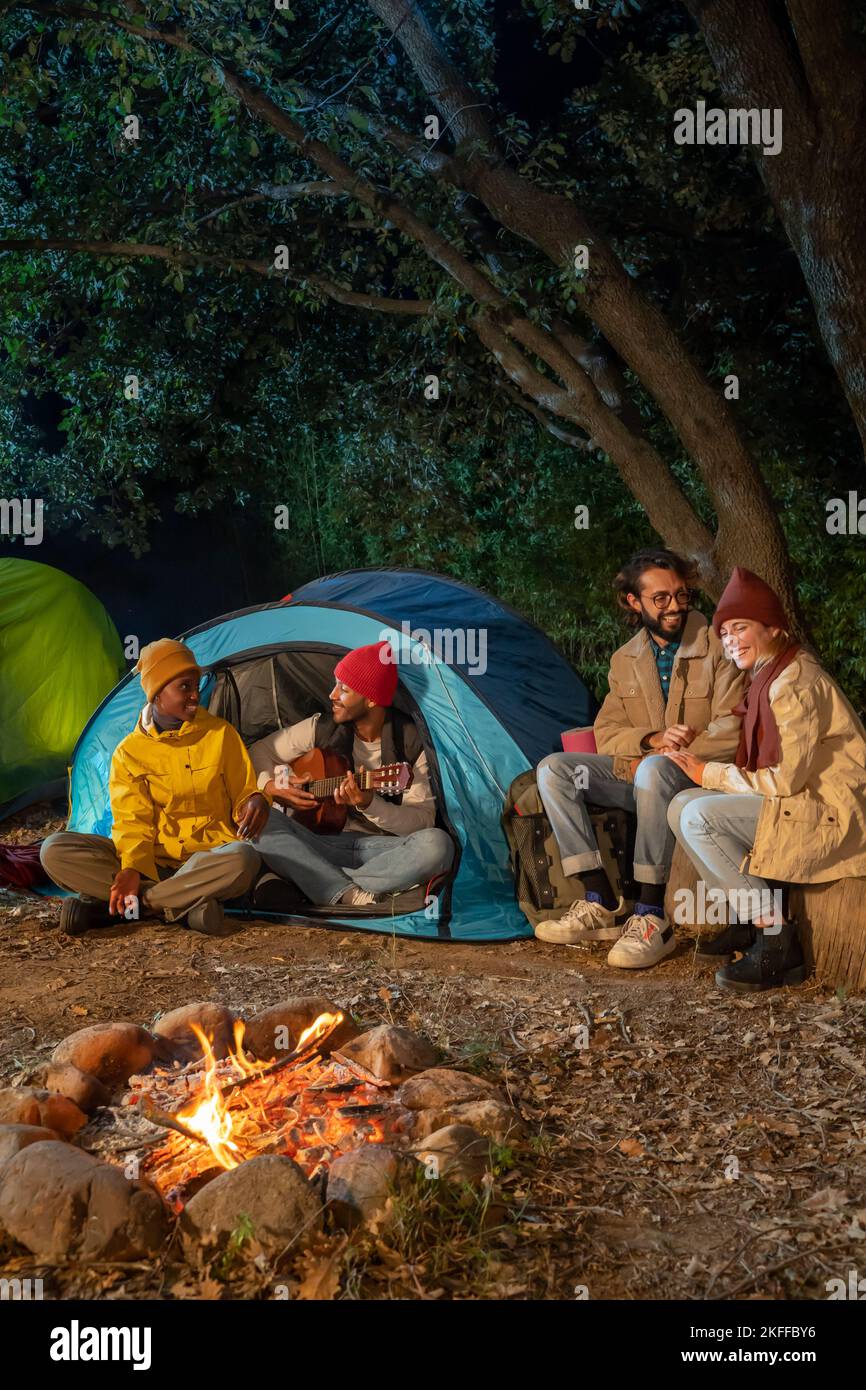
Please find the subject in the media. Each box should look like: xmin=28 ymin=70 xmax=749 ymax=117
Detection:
xmin=135 ymin=639 xmax=200 ymax=701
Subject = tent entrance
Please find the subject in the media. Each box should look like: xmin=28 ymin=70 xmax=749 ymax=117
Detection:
xmin=206 ymin=644 xmax=458 ymax=929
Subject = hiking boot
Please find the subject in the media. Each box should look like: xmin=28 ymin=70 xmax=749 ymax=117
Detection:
xmin=715 ymin=921 xmax=806 ymax=994
xmin=534 ymin=895 xmax=625 ymax=944
xmin=607 ymin=910 xmax=675 ymax=969
xmin=184 ymin=900 xmax=238 ymax=937
xmin=60 ymin=896 xmax=115 ymax=936
xmin=694 ymin=920 xmax=755 ymax=962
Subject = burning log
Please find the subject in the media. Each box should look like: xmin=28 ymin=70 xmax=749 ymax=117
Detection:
xmin=127 ymin=1093 xmax=208 ymax=1145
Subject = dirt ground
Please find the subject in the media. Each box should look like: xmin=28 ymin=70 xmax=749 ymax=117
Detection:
xmin=2 ymin=805 xmax=866 ymax=1301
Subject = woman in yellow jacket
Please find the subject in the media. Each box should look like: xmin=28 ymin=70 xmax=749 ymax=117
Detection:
xmin=41 ymin=640 xmax=270 ymax=937
xmin=664 ymin=568 xmax=866 ymax=993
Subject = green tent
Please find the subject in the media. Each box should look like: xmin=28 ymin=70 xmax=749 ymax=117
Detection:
xmin=0 ymin=558 xmax=125 ymax=818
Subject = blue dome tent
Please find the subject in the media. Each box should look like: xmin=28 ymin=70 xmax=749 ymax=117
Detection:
xmin=67 ymin=569 xmax=595 ymax=942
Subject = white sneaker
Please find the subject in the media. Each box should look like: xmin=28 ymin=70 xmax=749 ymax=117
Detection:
xmin=535 ymin=896 xmax=625 ymax=944
xmin=607 ymin=911 xmax=675 ymax=969
xmin=338 ymin=886 xmax=379 ymax=907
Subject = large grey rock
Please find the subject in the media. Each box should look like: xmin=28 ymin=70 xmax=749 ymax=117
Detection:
xmin=0 ymin=1124 xmax=63 ymax=1164
xmin=334 ymin=1025 xmax=438 ymax=1082
xmin=410 ymin=1125 xmax=492 ymax=1185
xmin=411 ymin=1098 xmax=525 ymax=1145
xmin=52 ymin=1022 xmax=159 ymax=1088
xmin=153 ymin=1002 xmax=238 ymax=1061
xmin=181 ymin=1154 xmax=322 ymax=1255
xmin=0 ymin=1087 xmax=88 ymax=1138
xmin=243 ymin=997 xmax=357 ymax=1061
xmin=0 ymin=1141 xmax=169 ymax=1261
xmin=397 ymin=1068 xmax=504 ymax=1110
xmin=326 ymin=1145 xmax=407 ymax=1231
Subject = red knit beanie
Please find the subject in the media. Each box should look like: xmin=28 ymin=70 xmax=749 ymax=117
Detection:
xmin=333 ymin=641 xmax=398 ymax=706
xmin=712 ymin=567 xmax=789 ymax=636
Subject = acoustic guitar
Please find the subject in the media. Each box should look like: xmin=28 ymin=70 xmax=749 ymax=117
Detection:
xmin=273 ymin=748 xmax=414 ymax=834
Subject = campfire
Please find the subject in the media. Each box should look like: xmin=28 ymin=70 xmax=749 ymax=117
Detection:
xmin=125 ymin=1012 xmax=413 ymax=1211
xmin=0 ymin=998 xmax=523 ymax=1267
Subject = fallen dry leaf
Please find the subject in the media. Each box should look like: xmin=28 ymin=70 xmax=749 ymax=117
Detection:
xmin=619 ymin=1137 xmax=646 ymax=1158
xmin=295 ymin=1234 xmax=348 ymax=1301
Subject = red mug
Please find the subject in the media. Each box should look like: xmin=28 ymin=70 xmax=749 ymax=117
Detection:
xmin=561 ymin=726 xmax=597 ymax=754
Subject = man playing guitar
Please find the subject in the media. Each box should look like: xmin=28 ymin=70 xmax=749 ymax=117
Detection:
xmin=248 ymin=641 xmax=454 ymax=910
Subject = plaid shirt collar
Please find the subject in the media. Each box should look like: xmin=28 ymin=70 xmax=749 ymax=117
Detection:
xmin=650 ymin=634 xmax=680 ymax=697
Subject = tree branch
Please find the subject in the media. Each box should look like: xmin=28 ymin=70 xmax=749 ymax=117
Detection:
xmin=473 ymin=311 xmax=720 ymax=581
xmin=192 ymin=180 xmax=344 ymax=227
xmin=0 ymin=238 xmax=434 ymax=314
xmin=497 ymin=379 xmax=597 ymax=451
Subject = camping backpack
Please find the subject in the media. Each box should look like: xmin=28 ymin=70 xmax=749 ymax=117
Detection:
xmin=502 ymin=769 xmax=636 ymax=929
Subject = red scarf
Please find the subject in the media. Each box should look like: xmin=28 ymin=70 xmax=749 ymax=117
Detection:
xmin=733 ymin=643 xmax=800 ymax=770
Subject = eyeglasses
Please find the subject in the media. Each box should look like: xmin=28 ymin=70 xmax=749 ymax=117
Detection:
xmin=646 ymin=589 xmax=693 ymax=611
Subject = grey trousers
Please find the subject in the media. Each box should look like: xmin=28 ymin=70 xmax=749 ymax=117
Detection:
xmin=667 ymin=788 xmax=776 ymax=922
xmin=536 ymin=752 xmax=694 ymax=884
xmin=253 ymin=808 xmax=455 ymax=904
xmin=40 ymin=831 xmax=262 ymax=924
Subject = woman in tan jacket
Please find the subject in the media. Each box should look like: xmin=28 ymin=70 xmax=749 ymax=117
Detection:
xmin=664 ymin=567 xmax=866 ymax=993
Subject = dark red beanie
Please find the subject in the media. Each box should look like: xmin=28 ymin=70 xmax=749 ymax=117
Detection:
xmin=712 ymin=567 xmax=789 ymax=636
xmin=333 ymin=641 xmax=398 ymax=706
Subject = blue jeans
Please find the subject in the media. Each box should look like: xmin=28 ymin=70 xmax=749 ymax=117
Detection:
xmin=667 ymin=788 xmax=772 ymax=916
xmin=252 ymin=808 xmax=454 ymax=904
xmin=536 ymin=752 xmax=694 ymax=884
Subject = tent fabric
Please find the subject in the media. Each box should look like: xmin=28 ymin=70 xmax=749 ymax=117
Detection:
xmin=0 ymin=559 xmax=125 ymax=818
xmin=291 ymin=568 xmax=596 ymax=765
xmin=65 ymin=570 xmax=592 ymax=942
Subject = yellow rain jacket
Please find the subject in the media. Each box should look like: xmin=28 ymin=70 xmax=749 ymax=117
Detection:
xmin=109 ymin=707 xmax=266 ymax=879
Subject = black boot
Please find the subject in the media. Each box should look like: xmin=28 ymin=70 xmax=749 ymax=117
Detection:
xmin=59 ymin=896 xmax=115 ymax=936
xmin=695 ymin=920 xmax=755 ymax=961
xmin=715 ymin=921 xmax=807 ymax=993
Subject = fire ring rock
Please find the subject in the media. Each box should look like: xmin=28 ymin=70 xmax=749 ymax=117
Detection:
xmin=410 ymin=1099 xmax=525 ymax=1145
xmin=0 ymin=1141 xmax=169 ymax=1261
xmin=0 ymin=1087 xmax=88 ymax=1138
xmin=243 ymin=996 xmax=358 ymax=1060
xmin=411 ymin=1125 xmax=493 ymax=1186
xmin=153 ymin=1002 xmax=238 ymax=1062
xmin=181 ymin=1154 xmax=323 ymax=1256
xmin=333 ymin=1025 xmax=439 ymax=1082
xmin=43 ymin=1062 xmax=112 ymax=1114
xmin=397 ymin=1068 xmax=505 ymax=1110
xmin=51 ymin=1022 xmax=160 ymax=1089
xmin=0 ymin=1124 xmax=63 ymax=1165
xmin=326 ymin=1145 xmax=408 ymax=1231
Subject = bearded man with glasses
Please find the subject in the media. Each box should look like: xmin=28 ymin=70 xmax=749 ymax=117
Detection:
xmin=535 ymin=549 xmax=746 ymax=968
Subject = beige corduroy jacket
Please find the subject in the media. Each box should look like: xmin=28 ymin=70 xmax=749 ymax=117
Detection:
xmin=594 ymin=611 xmax=746 ymax=766
xmin=702 ymin=650 xmax=866 ymax=883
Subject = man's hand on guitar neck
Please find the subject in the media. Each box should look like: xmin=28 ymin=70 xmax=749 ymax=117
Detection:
xmin=334 ymin=770 xmax=374 ymax=810
xmin=264 ymin=775 xmax=318 ymax=811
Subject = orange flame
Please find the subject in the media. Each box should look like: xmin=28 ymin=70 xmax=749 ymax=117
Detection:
xmin=296 ymin=1011 xmax=342 ymax=1053
xmin=227 ymin=1019 xmax=259 ymax=1077
xmin=171 ymin=1012 xmax=343 ymax=1173
xmin=176 ymin=1024 xmax=241 ymax=1170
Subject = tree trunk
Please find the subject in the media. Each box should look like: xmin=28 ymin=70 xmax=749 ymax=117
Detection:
xmin=687 ymin=0 xmax=866 ymax=453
